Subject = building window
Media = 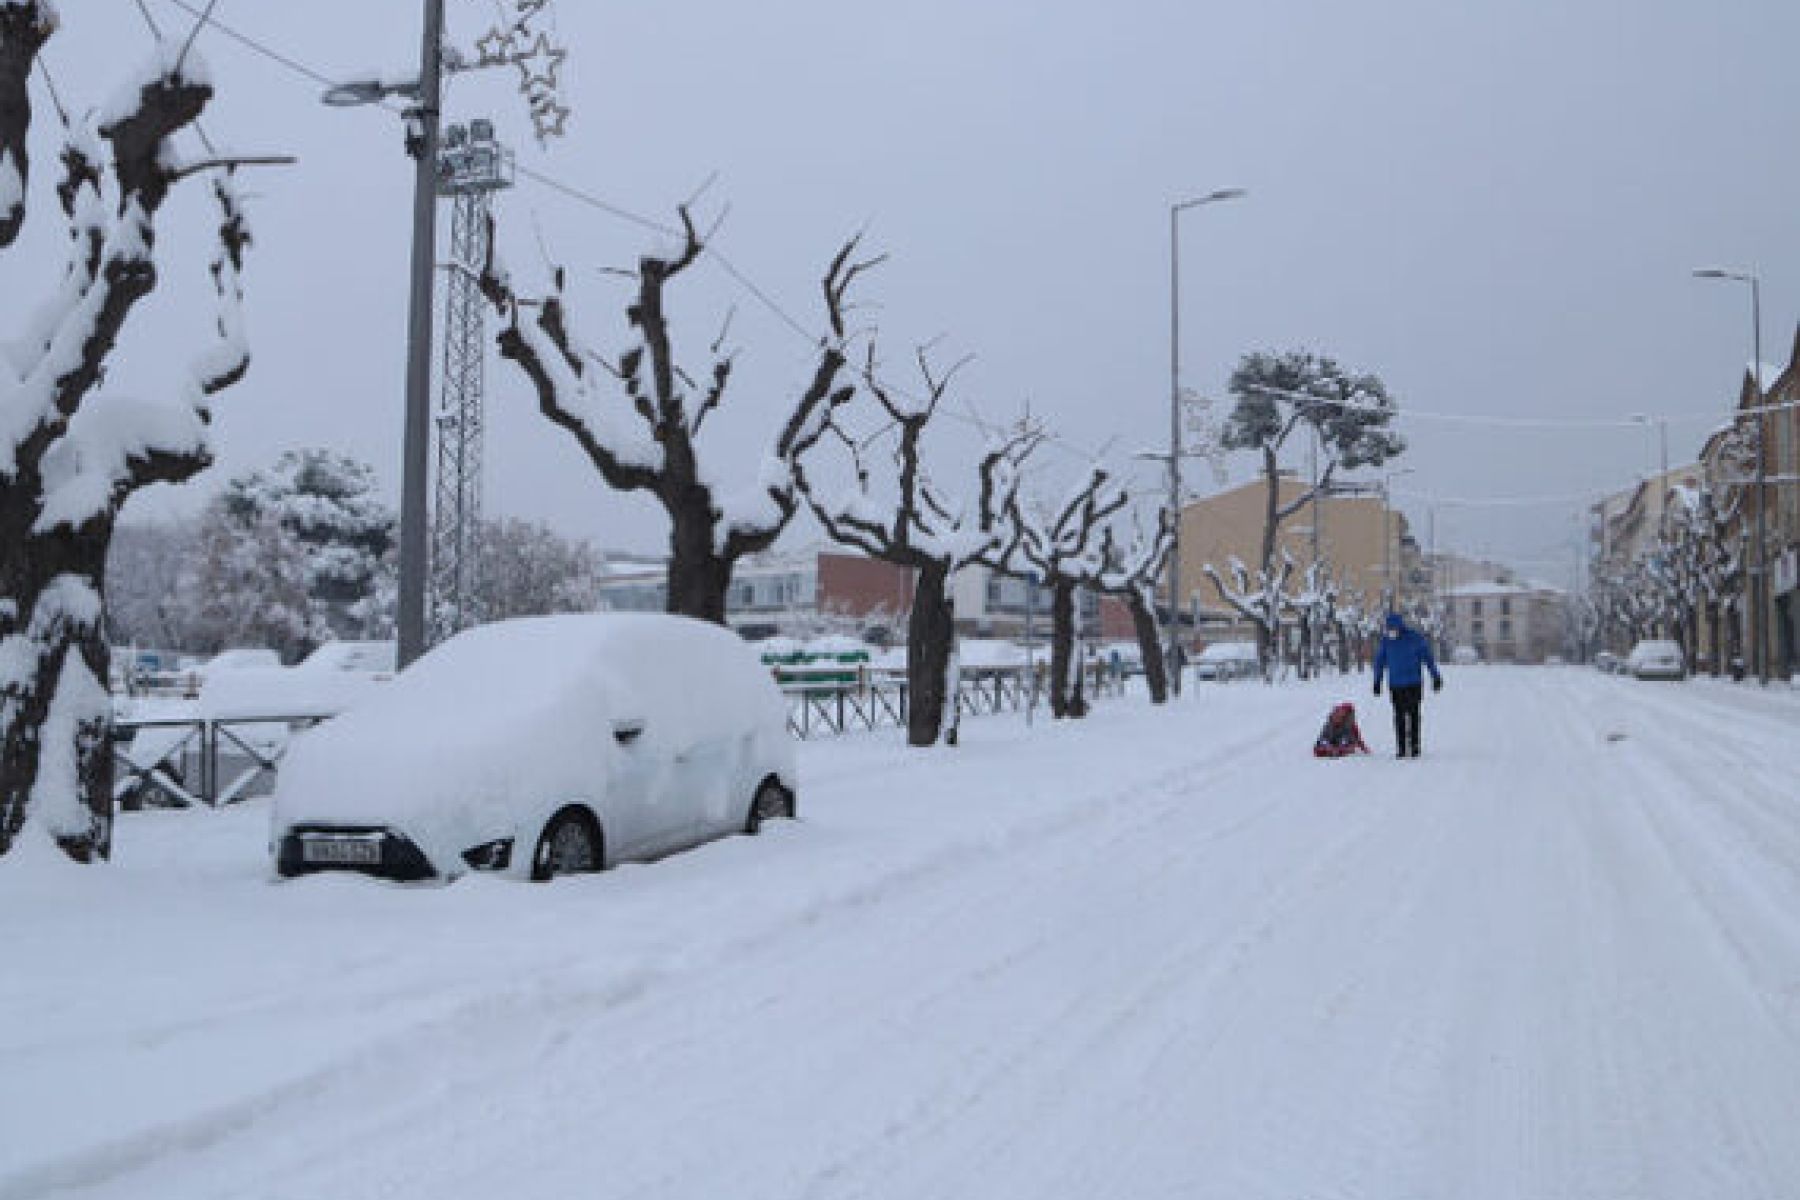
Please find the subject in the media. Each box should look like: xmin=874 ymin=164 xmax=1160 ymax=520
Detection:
xmin=987 ymin=578 xmax=1003 ymax=605
xmin=1472 ymin=600 xmax=1483 ymax=616
xmin=1500 ymin=619 xmax=1512 ymax=640
xmin=1501 ymin=598 xmax=1512 ymax=616
xmin=1472 ymin=620 xmax=1484 ymax=638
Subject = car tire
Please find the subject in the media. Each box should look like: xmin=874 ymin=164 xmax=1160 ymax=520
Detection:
xmin=744 ymin=779 xmax=795 ymax=835
xmin=531 ymin=806 xmax=603 ymax=881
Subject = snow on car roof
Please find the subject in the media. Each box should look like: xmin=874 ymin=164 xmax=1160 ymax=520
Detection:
xmin=274 ymin=614 xmax=786 ymax=839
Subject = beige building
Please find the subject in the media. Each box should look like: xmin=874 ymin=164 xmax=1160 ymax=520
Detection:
xmin=1176 ymin=478 xmax=1418 ymax=629
xmin=1444 ymin=581 xmax=1565 ymax=664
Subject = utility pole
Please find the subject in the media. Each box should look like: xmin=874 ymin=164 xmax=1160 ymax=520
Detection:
xmin=1693 ymin=266 xmax=1767 ymax=684
xmin=1165 ymin=188 xmax=1245 ymax=697
xmin=396 ymin=0 xmax=445 ymax=669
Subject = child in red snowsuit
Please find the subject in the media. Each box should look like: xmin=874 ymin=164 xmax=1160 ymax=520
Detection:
xmin=1313 ymin=702 xmax=1370 ymax=758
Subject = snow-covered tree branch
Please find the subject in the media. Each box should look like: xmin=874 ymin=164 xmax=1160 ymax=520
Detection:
xmin=1000 ymin=463 xmax=1126 ymax=718
xmin=1095 ymin=508 xmax=1175 ymax=703
xmin=2 ymin=3 xmax=260 ymax=861
xmin=1203 ymin=552 xmax=1298 ymax=679
xmin=477 ymin=205 xmax=874 ymax=623
xmin=787 ymin=335 xmax=1037 ymax=746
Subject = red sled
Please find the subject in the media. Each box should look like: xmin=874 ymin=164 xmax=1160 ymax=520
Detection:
xmin=1313 ymin=702 xmax=1370 ymax=758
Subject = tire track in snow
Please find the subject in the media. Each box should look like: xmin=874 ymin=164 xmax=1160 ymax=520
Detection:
xmin=0 ymin=709 xmax=1306 ymax=1200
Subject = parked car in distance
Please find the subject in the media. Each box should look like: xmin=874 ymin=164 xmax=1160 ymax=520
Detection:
xmin=272 ymin=614 xmax=797 ymax=883
xmin=1193 ymin=641 xmax=1261 ymax=681
xmin=1451 ymin=645 xmax=1480 ymax=666
xmin=1626 ymin=639 xmax=1686 ymax=681
xmin=1594 ymin=650 xmax=1621 ymax=674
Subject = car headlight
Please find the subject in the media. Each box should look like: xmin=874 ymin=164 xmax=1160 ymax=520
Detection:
xmin=460 ymin=837 xmax=514 ymax=872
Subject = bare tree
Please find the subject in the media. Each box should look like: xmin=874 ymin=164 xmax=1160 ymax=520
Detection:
xmin=787 ymin=344 xmax=1037 ymax=746
xmin=1 ymin=5 xmax=260 ymax=859
xmin=1095 ymin=510 xmax=1175 ymax=703
xmin=477 ymin=207 xmax=872 ymax=623
xmin=999 ymin=465 xmax=1126 ymax=718
xmin=1284 ymin=559 xmax=1340 ymax=679
xmin=1204 ymin=552 xmax=1298 ymax=681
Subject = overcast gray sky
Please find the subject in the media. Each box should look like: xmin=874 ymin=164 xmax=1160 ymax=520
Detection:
xmin=16 ymin=0 xmax=1799 ymax=588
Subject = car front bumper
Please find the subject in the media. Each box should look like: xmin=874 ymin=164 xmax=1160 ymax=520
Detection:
xmin=275 ymin=825 xmax=438 ymax=882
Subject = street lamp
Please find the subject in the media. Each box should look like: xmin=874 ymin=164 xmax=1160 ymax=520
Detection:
xmin=1382 ymin=467 xmax=1415 ymax=611
xmin=1167 ymin=187 xmax=1246 ymax=694
xmin=322 ymin=0 xmax=446 ymax=669
xmin=1693 ymin=266 xmax=1766 ymax=684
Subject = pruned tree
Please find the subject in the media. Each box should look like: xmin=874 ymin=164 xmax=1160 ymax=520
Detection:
xmin=999 ymin=464 xmax=1126 ymax=718
xmin=1095 ymin=509 xmax=1175 ymax=703
xmin=1204 ymin=552 xmax=1298 ymax=680
xmin=1221 ymin=349 xmax=1404 ymax=646
xmin=477 ymin=206 xmax=872 ymax=623
xmin=787 ymin=343 xmax=1037 ymax=746
xmin=1284 ymin=559 xmax=1339 ymax=679
xmin=2 ymin=5 xmax=262 ymax=860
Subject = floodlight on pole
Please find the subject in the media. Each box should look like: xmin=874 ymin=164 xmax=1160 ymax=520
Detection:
xmin=1692 ymin=264 xmax=1767 ymax=684
xmin=1167 ymin=186 xmax=1245 ymax=696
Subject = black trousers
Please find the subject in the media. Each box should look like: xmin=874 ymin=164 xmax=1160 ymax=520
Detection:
xmin=1390 ymin=684 xmax=1423 ymax=754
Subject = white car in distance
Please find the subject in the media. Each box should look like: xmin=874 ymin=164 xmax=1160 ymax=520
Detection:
xmin=1193 ymin=641 xmax=1261 ymax=682
xmin=272 ymin=614 xmax=797 ymax=882
xmin=1626 ymin=639 xmax=1686 ymax=681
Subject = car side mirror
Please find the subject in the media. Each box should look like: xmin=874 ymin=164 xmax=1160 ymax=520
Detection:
xmin=612 ymin=718 xmax=645 ymax=746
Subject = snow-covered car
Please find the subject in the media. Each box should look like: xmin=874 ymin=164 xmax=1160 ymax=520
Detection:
xmin=1451 ymin=645 xmax=1480 ymax=666
xmin=1594 ymin=651 xmax=1621 ymax=674
xmin=271 ymin=614 xmax=797 ymax=883
xmin=1626 ymin=639 xmax=1685 ymax=681
xmin=1193 ymin=641 xmax=1261 ymax=681
xmin=201 ymin=640 xmax=395 ymax=722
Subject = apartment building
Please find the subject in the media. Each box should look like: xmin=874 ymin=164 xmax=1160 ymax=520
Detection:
xmin=1176 ymin=477 xmax=1419 ymax=622
xmin=1443 ymin=582 xmax=1565 ymax=664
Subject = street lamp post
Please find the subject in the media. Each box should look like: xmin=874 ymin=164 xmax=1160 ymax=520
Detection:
xmin=324 ymin=0 xmax=445 ymax=670
xmin=1167 ymin=187 xmax=1245 ymax=695
xmin=1693 ymin=267 xmax=1766 ymax=684
xmin=1382 ymin=468 xmax=1415 ymax=612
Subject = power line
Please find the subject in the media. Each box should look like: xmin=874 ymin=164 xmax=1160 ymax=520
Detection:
xmin=144 ymin=0 xmax=1111 ymax=473
xmin=1242 ymin=381 xmax=1716 ymax=432
xmin=1393 ymin=486 xmax=1611 ymax=510
xmin=153 ymin=0 xmax=339 ymax=88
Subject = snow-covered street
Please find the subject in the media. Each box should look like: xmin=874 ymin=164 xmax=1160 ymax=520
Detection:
xmin=5 ymin=668 xmax=1800 ymax=1200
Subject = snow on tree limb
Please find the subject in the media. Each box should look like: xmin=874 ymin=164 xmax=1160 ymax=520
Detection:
xmin=2 ymin=5 xmax=261 ymax=860
xmin=478 ymin=203 xmax=869 ymax=620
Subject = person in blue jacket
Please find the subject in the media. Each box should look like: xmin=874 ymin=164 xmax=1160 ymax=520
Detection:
xmin=1372 ymin=611 xmax=1443 ymax=758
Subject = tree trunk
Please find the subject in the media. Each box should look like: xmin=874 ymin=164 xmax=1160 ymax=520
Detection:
xmin=1048 ymin=579 xmax=1075 ymax=718
xmin=1129 ymin=595 xmax=1168 ymax=704
xmin=0 ymin=504 xmax=115 ymax=861
xmin=905 ymin=564 xmax=954 ymax=747
xmin=664 ymin=493 xmax=732 ymax=623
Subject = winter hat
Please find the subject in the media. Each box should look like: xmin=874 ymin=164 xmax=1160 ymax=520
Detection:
xmin=1385 ymin=612 xmax=1405 ymax=633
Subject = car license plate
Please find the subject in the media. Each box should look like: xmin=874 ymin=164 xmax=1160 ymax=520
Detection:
xmin=302 ymin=837 xmax=381 ymax=866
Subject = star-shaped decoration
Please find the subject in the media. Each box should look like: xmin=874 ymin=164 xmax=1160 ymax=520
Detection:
xmin=474 ymin=25 xmax=517 ymax=66
xmin=532 ymin=100 xmax=571 ymax=142
xmin=512 ymin=31 xmax=567 ymax=94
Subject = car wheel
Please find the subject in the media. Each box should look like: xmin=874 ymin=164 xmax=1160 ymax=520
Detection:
xmin=744 ymin=779 xmax=794 ymax=835
xmin=531 ymin=807 xmax=603 ymax=881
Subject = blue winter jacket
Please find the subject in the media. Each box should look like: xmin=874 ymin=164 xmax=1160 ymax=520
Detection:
xmin=1373 ymin=614 xmax=1442 ymax=690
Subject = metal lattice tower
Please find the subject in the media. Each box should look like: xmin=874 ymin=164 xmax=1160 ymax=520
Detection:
xmin=428 ymin=120 xmax=513 ymax=646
